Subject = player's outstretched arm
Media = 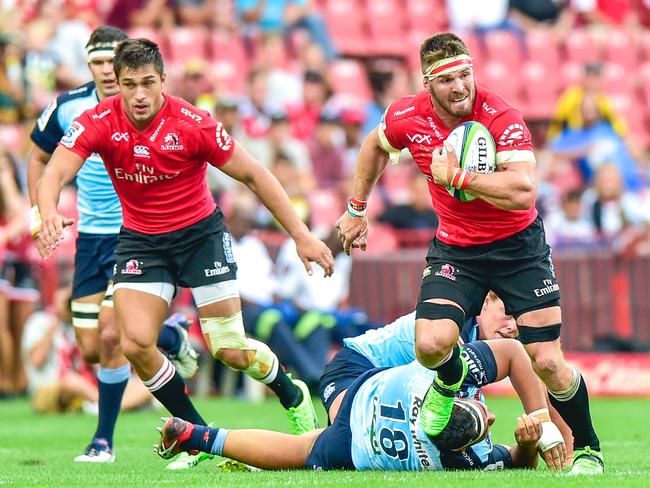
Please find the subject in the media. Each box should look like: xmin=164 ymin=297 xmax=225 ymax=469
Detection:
xmin=27 ymin=145 xmax=51 ymax=206
xmin=430 ymin=146 xmax=535 ymax=211
xmin=36 ymin=145 xmax=82 ymax=257
xmin=509 ymin=414 xmax=542 ymax=468
xmin=336 ymin=128 xmax=389 ymax=255
xmin=219 ymin=145 xmax=334 ymax=276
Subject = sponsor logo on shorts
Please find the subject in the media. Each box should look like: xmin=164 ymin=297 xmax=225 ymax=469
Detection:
xmin=134 ymin=145 xmax=150 ymax=158
xmin=461 ymin=347 xmax=488 ymax=386
xmin=204 ymin=261 xmax=230 ymax=277
xmin=61 ymin=121 xmax=85 ymax=148
xmin=434 ymin=263 xmax=457 ymax=281
xmin=161 ymin=132 xmax=184 ymax=151
xmin=534 ymin=278 xmax=559 ymax=298
xmin=120 ymin=259 xmax=143 ymax=275
xmin=222 ymin=232 xmax=235 ymax=263
xmin=422 ymin=266 xmax=432 ymax=279
xmin=111 ymin=132 xmax=129 ymax=142
xmin=322 ymin=382 xmax=336 ymax=402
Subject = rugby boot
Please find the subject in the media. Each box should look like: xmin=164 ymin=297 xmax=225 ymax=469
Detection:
xmin=567 ymin=447 xmax=604 ymax=476
xmin=419 ymin=356 xmax=468 ymax=437
xmin=286 ymin=376 xmax=319 ymax=434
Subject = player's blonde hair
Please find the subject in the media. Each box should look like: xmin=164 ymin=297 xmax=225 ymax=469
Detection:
xmin=420 ymin=33 xmax=470 ymax=75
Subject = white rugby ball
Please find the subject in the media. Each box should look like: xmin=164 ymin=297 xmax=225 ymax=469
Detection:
xmin=445 ymin=121 xmax=496 ymax=201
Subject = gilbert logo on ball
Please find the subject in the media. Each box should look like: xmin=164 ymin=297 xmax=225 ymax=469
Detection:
xmin=445 ymin=121 xmax=496 ymax=202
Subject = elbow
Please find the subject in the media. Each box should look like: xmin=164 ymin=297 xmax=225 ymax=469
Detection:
xmin=508 ymin=182 xmax=535 ymax=211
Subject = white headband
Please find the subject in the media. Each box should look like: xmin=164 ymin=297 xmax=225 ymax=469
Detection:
xmin=424 ymin=54 xmax=473 ymax=79
xmin=86 ymin=41 xmax=118 ymax=61
xmin=453 ymin=400 xmax=487 ymax=451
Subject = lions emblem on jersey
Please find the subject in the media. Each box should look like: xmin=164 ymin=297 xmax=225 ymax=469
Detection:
xmin=445 ymin=121 xmax=496 ymax=202
xmin=161 ymin=132 xmax=184 ymax=151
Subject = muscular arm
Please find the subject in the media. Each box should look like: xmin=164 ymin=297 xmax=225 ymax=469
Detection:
xmin=27 ymin=145 xmax=51 ymax=206
xmin=350 ymin=128 xmax=390 ymax=201
xmin=463 ymin=161 xmax=536 ymax=211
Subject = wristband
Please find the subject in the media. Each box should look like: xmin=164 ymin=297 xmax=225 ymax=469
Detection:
xmin=30 ymin=205 xmax=42 ymax=239
xmin=530 ymin=409 xmax=563 ymax=452
xmin=451 ymin=168 xmax=471 ymax=191
xmin=347 ymin=205 xmax=366 ymax=218
xmin=348 ymin=197 xmax=367 ymax=217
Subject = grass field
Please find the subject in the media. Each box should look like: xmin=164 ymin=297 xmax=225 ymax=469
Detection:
xmin=0 ymin=395 xmax=648 ymax=487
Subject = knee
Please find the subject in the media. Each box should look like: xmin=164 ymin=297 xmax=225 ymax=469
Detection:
xmin=77 ymin=336 xmax=100 ymax=364
xmin=120 ymin=334 xmax=150 ymax=363
xmin=216 ymin=348 xmax=251 ymax=371
xmin=531 ymin=349 xmax=566 ymax=381
xmin=415 ymin=332 xmax=455 ymax=365
xmin=99 ymin=324 xmax=121 ymax=353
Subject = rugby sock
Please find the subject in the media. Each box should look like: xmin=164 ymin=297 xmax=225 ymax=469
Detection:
xmin=144 ymin=356 xmax=206 ymax=426
xmin=435 ymin=344 xmax=464 ymax=387
xmin=548 ymin=368 xmax=600 ymax=451
xmin=156 ymin=324 xmax=181 ymax=356
xmin=267 ymin=366 xmax=303 ymax=410
xmin=186 ymin=425 xmax=229 ymax=455
xmin=94 ymin=365 xmax=130 ymax=447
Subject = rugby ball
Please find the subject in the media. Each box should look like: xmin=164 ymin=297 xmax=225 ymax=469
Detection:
xmin=445 ymin=121 xmax=496 ymax=201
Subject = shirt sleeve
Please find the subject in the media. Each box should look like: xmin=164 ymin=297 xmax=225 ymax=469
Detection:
xmin=461 ymin=340 xmax=498 ymax=388
xmin=490 ymin=110 xmax=536 ymax=165
xmin=201 ymin=118 xmax=236 ymax=168
xmin=31 ymin=99 xmax=64 ymax=154
xmin=377 ymin=105 xmax=405 ymax=165
xmin=58 ymin=110 xmax=102 ymax=161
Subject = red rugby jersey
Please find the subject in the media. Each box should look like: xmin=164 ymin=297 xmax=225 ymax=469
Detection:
xmin=378 ymin=85 xmax=538 ymax=247
xmin=60 ymin=93 xmax=235 ymax=234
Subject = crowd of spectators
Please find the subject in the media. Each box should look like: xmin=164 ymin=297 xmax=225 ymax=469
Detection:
xmin=0 ymin=0 xmax=650 ymax=398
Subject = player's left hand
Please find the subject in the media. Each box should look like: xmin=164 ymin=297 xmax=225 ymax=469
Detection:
xmin=429 ymin=142 xmax=458 ymax=186
xmin=514 ymin=414 xmax=542 ymax=448
xmin=540 ymin=441 xmax=567 ymax=471
xmin=295 ymin=233 xmax=335 ymax=277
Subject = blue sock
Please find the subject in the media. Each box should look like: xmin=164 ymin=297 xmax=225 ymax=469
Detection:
xmin=94 ymin=365 xmax=130 ymax=447
xmin=157 ymin=325 xmax=181 ymax=356
xmin=186 ymin=425 xmax=229 ymax=455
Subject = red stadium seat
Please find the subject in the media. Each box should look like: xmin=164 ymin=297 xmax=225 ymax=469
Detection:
xmin=323 ymin=0 xmax=369 ymax=56
xmin=483 ymin=30 xmax=524 ymax=70
xmin=525 ymin=28 xmax=560 ymax=71
xmin=564 ymin=29 xmax=600 ymax=64
xmin=127 ymin=27 xmax=168 ymax=58
xmin=480 ymin=60 xmax=522 ymax=106
xmin=167 ymin=27 xmax=209 ymax=62
xmin=521 ymin=61 xmax=558 ymax=119
xmin=560 ymin=61 xmax=583 ymax=91
xmin=328 ymin=59 xmax=372 ymax=102
xmin=365 ymin=0 xmax=408 ymax=57
xmin=640 ymin=31 xmax=650 ymax=62
xmin=639 ymin=62 xmax=650 ymax=104
xmin=209 ymin=31 xmax=247 ymax=94
xmin=405 ymin=0 xmax=448 ymax=33
xmin=308 ymin=189 xmax=344 ymax=230
xmin=604 ymin=29 xmax=639 ymax=71
xmin=601 ymin=62 xmax=634 ymax=95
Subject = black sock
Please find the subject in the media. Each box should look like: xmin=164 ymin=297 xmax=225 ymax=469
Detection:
xmin=549 ymin=373 xmax=600 ymax=451
xmin=156 ymin=325 xmax=181 ymax=356
xmin=186 ymin=424 xmax=219 ymax=453
xmin=435 ymin=345 xmax=464 ymax=387
xmin=267 ymin=366 xmax=302 ymax=409
xmin=150 ymin=371 xmax=206 ymax=426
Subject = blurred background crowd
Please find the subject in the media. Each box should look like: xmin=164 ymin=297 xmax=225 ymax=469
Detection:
xmin=1 ymin=0 xmax=650 ymax=407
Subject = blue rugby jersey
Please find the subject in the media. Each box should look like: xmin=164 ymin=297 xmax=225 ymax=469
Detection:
xmin=31 ymin=82 xmax=122 ymax=234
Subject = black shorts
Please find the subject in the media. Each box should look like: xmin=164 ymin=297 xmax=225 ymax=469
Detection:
xmin=318 ymin=347 xmax=375 ymax=416
xmin=307 ymin=368 xmax=386 ymax=470
xmin=113 ymin=210 xmax=237 ymax=288
xmin=420 ymin=216 xmax=560 ymax=318
xmin=72 ymin=233 xmax=118 ymax=300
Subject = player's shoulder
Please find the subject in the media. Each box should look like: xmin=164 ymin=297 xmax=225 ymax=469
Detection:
xmin=166 ymin=94 xmax=213 ymax=127
xmin=384 ymin=92 xmax=424 ymax=124
xmin=56 ymin=81 xmax=97 ymax=105
xmin=475 ymin=85 xmax=523 ymax=123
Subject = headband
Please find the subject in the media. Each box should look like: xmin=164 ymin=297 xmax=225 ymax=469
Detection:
xmin=424 ymin=54 xmax=472 ymax=79
xmin=453 ymin=400 xmax=487 ymax=451
xmin=86 ymin=41 xmax=119 ymax=61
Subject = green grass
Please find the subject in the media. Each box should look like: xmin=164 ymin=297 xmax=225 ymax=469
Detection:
xmin=0 ymin=395 xmax=648 ymax=487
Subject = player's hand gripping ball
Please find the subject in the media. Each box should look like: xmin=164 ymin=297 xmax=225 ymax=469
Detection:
xmin=445 ymin=121 xmax=496 ymax=201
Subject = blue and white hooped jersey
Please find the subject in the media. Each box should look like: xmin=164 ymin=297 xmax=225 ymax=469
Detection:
xmin=343 ymin=313 xmax=479 ymax=368
xmin=31 ymin=82 xmax=122 ymax=234
xmin=348 ymin=341 xmax=502 ymax=471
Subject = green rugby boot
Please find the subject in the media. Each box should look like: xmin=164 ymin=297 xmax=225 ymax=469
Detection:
xmin=567 ymin=447 xmax=604 ymax=476
xmin=419 ymin=355 xmax=468 ymax=437
xmin=286 ymin=376 xmax=319 ymax=434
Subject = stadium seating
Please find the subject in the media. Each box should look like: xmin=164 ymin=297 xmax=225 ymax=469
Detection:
xmin=167 ymin=26 xmax=209 ymax=63
xmin=564 ymin=29 xmax=600 ymax=64
xmin=521 ymin=61 xmax=559 ymax=119
xmin=210 ymin=31 xmax=248 ymax=94
xmin=604 ymin=29 xmax=639 ymax=71
xmin=328 ymin=59 xmax=373 ymax=102
xmin=525 ymin=28 xmax=561 ymax=72
xmin=365 ymin=0 xmax=408 ymax=57
xmin=483 ymin=30 xmax=524 ymax=71
xmin=480 ymin=60 xmax=522 ymax=106
xmin=322 ymin=0 xmax=369 ymax=56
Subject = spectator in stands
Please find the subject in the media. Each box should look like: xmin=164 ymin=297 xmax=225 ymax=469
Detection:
xmin=268 ymin=152 xmax=310 ymax=225
xmin=308 ymin=111 xmax=346 ymax=190
xmin=172 ymin=59 xmax=215 ymax=111
xmin=235 ymin=0 xmax=336 ymax=60
xmin=583 ymin=164 xmax=645 ymax=240
xmin=508 ymin=0 xmax=575 ymax=34
xmin=255 ymin=32 xmax=303 ymax=108
xmin=339 ymin=106 xmax=366 ymax=176
xmin=363 ymin=60 xmax=410 ymax=137
xmin=105 ymin=0 xmax=174 ymax=32
xmin=0 ymin=148 xmax=37 ymax=398
xmin=544 ymin=189 xmax=596 ymax=247
xmin=378 ymin=171 xmax=439 ymax=231
xmin=240 ymin=68 xmax=274 ymax=138
xmin=446 ymin=0 xmax=512 ymax=33
xmin=22 ymin=286 xmax=153 ymax=413
xmin=173 ymin=0 xmax=217 ymax=27
xmin=288 ymin=69 xmax=331 ymax=141
xmin=0 ymin=35 xmax=24 ymax=124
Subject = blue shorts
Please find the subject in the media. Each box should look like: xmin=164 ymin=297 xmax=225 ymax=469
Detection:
xmin=307 ymin=368 xmax=386 ymax=470
xmin=72 ymin=233 xmax=118 ymax=300
xmin=318 ymin=347 xmax=375 ymax=415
